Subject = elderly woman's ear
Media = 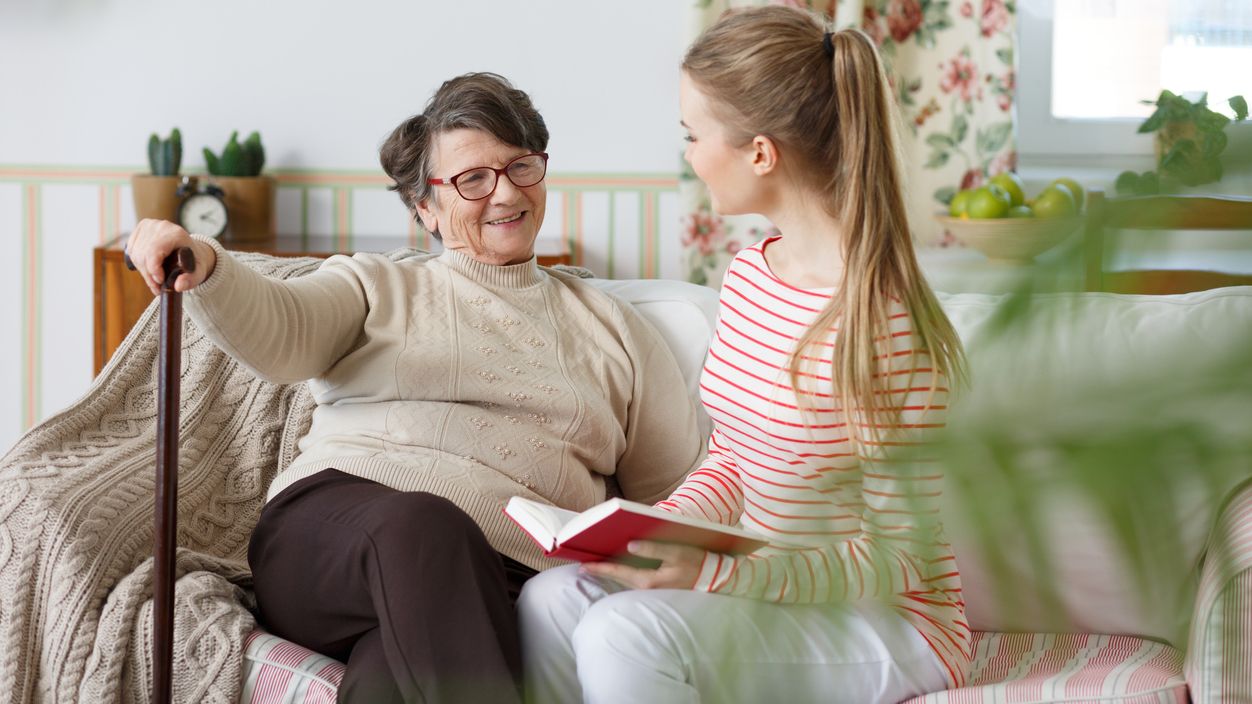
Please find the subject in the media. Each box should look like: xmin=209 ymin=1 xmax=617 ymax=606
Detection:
xmin=414 ymin=198 xmax=439 ymax=238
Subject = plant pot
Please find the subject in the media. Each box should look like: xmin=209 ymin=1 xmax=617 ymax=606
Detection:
xmin=1154 ymin=120 xmax=1198 ymax=164
xmin=208 ymin=175 xmax=276 ymax=243
xmin=131 ymin=174 xmax=182 ymax=223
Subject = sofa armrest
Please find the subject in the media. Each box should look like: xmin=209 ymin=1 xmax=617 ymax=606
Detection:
xmin=1185 ymin=478 xmax=1252 ymax=704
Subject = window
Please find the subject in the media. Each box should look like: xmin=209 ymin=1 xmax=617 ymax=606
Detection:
xmin=1018 ymin=0 xmax=1252 ymax=160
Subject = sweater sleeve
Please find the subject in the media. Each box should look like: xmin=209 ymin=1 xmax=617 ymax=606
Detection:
xmin=183 ymin=235 xmax=371 ymax=384
xmin=611 ymin=302 xmax=706 ymax=506
xmin=691 ymin=336 xmax=951 ymax=605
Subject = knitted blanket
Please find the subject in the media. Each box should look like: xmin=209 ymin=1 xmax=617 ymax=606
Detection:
xmin=0 ymin=249 xmax=422 ymax=703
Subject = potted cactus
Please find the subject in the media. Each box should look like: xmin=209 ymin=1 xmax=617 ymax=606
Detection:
xmin=131 ymin=128 xmax=183 ymax=222
xmin=203 ymin=130 xmax=274 ymax=242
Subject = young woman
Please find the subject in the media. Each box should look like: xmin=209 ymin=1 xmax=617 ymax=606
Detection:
xmin=518 ymin=7 xmax=970 ymax=703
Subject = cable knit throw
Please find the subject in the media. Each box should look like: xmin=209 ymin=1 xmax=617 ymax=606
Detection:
xmin=0 ymin=249 xmax=429 ymax=703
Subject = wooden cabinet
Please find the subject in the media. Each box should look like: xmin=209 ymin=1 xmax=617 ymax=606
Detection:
xmin=92 ymin=234 xmax=571 ymax=376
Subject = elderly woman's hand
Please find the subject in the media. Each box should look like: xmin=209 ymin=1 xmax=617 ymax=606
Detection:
xmin=579 ymin=541 xmax=705 ymax=590
xmin=126 ymin=219 xmax=217 ymax=296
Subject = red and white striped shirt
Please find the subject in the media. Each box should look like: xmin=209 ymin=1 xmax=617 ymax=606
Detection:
xmin=657 ymin=237 xmax=972 ymax=687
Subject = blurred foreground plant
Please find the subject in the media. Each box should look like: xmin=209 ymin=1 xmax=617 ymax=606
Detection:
xmin=913 ymin=229 xmax=1252 ymax=641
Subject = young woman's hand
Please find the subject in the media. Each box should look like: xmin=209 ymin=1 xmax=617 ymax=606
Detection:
xmin=126 ymin=218 xmax=217 ymax=296
xmin=580 ymin=541 xmax=705 ymax=589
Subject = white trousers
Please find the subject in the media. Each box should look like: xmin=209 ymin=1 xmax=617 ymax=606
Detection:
xmin=518 ymin=564 xmax=949 ymax=704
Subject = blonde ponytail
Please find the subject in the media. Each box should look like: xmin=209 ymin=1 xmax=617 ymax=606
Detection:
xmin=683 ymin=6 xmax=966 ymax=449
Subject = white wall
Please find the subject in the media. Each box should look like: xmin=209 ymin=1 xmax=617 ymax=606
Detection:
xmin=1 ymin=0 xmax=687 ymax=171
xmin=0 ymin=0 xmax=690 ymax=450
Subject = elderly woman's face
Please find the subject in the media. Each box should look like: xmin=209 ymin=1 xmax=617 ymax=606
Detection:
xmin=416 ymin=128 xmax=546 ymax=266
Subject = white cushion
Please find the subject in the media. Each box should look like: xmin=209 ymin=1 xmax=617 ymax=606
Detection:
xmin=935 ymin=286 xmax=1252 ymax=644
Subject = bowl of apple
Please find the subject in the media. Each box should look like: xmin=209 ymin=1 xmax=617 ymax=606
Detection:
xmin=935 ymin=173 xmax=1085 ymax=265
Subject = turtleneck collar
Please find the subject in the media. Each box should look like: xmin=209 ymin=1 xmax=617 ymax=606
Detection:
xmin=437 ymin=247 xmax=545 ymax=289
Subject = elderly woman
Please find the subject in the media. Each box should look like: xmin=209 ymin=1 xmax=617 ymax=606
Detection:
xmin=125 ymin=72 xmax=702 ymax=704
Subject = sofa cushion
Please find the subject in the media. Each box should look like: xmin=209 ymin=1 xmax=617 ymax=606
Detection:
xmin=240 ymin=630 xmax=344 ymax=704
xmin=934 ymin=287 xmax=1252 ymax=644
xmin=902 ymin=632 xmax=1187 ymax=704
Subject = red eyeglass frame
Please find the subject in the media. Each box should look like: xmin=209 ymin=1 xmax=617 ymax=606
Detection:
xmin=426 ymin=152 xmax=550 ymax=201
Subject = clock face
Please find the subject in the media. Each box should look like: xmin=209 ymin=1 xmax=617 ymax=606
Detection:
xmin=178 ymin=193 xmax=228 ymax=237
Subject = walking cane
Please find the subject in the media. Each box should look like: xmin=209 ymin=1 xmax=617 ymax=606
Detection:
xmin=125 ymin=246 xmax=196 ymax=704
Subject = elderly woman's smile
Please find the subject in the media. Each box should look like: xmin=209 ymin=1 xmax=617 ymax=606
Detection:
xmin=417 ymin=128 xmax=547 ymax=266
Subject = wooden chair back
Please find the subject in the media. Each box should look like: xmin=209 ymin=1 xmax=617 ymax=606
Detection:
xmin=1083 ymin=189 xmax=1252 ymax=294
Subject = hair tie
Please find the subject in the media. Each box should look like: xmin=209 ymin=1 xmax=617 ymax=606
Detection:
xmin=822 ymin=32 xmax=834 ymax=58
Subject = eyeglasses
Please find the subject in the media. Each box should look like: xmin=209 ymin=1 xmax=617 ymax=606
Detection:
xmin=427 ymin=152 xmax=549 ymax=201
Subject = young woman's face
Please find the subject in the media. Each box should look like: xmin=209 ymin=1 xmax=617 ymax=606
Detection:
xmin=679 ymin=72 xmax=764 ymax=216
xmin=417 ymin=128 xmax=547 ymax=266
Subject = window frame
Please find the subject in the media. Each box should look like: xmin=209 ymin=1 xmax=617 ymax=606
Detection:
xmin=1016 ymin=0 xmax=1252 ymax=168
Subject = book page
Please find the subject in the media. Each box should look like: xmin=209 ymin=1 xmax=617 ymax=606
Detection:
xmin=505 ymin=497 xmax=579 ymax=550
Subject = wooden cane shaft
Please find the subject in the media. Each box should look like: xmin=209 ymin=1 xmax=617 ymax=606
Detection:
xmin=151 ymin=252 xmax=189 ymax=704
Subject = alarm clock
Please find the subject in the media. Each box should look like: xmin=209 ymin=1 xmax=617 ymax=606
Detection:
xmin=178 ymin=184 xmax=228 ymax=238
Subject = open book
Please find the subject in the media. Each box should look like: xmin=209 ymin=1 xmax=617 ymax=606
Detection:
xmin=504 ymin=496 xmax=768 ymax=566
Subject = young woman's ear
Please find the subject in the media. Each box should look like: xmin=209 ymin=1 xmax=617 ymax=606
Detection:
xmin=750 ymin=135 xmax=780 ymax=177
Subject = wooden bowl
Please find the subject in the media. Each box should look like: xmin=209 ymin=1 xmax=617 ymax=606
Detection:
xmin=935 ymin=214 xmax=1083 ymax=264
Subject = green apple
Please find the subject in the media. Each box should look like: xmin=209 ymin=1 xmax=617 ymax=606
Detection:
xmin=1007 ymin=205 xmax=1034 ymax=218
xmin=949 ymin=189 xmax=975 ymax=217
xmin=989 ymin=172 xmax=1026 ymax=207
xmin=1032 ymin=185 xmax=1077 ymax=218
xmin=1049 ymin=177 xmax=1085 ymax=210
xmin=967 ymin=185 xmax=1012 ymax=219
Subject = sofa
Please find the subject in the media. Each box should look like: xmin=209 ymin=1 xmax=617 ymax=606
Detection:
xmin=1 ymin=249 xmax=1248 ymax=703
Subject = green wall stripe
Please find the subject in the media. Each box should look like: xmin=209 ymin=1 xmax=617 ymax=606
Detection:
xmin=346 ymin=188 xmax=355 ymax=251
xmin=638 ymin=194 xmax=647 ymax=277
xmin=653 ymin=192 xmax=663 ymax=277
xmin=331 ymin=187 xmax=341 ymax=250
xmin=300 ymin=187 xmax=309 ymax=247
xmin=607 ymin=193 xmax=617 ymax=279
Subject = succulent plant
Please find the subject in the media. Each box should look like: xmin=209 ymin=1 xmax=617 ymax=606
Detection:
xmin=203 ymin=130 xmax=266 ymax=177
xmin=147 ymin=128 xmax=182 ymax=176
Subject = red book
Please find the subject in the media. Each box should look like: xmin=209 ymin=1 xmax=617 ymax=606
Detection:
xmin=504 ymin=496 xmax=768 ymax=567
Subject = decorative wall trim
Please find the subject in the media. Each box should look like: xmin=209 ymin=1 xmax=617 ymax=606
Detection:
xmin=0 ymin=164 xmax=680 ymax=441
xmin=0 ymin=164 xmax=679 ymax=261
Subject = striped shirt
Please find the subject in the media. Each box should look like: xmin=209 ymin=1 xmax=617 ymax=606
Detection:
xmin=656 ymin=237 xmax=972 ymax=687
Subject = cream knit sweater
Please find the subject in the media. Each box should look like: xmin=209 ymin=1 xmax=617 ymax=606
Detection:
xmin=186 ymin=236 xmax=703 ymax=570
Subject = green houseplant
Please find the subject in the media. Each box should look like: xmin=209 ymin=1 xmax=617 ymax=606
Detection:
xmin=203 ymin=130 xmax=274 ymax=242
xmin=131 ymin=128 xmax=183 ymax=223
xmin=1116 ymin=91 xmax=1248 ymax=196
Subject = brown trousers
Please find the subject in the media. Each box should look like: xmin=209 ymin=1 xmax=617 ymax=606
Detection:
xmin=248 ymin=468 xmax=537 ymax=704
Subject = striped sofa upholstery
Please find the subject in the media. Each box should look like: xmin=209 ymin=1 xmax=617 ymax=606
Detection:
xmin=1185 ymin=479 xmax=1252 ymax=703
xmin=240 ymin=631 xmax=343 ymax=704
xmin=902 ymin=633 xmax=1187 ymax=704
xmin=240 ymin=628 xmax=1195 ymax=704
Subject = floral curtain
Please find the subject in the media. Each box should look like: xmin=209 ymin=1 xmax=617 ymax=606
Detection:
xmin=681 ymin=0 xmax=1018 ymax=286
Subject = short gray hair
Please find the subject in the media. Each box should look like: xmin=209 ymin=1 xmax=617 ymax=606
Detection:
xmin=379 ymin=72 xmax=549 ymax=239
